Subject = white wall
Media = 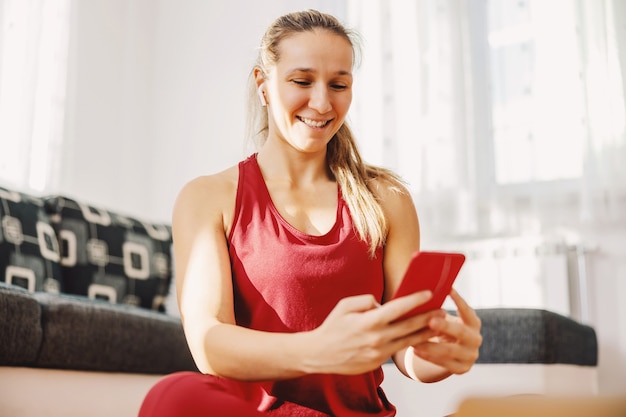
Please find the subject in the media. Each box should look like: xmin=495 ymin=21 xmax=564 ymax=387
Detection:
xmin=62 ymin=0 xmax=156 ymax=219
xmin=61 ymin=0 xmax=346 ymax=223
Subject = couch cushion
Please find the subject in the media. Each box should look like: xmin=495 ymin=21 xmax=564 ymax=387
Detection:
xmin=0 ymin=282 xmax=43 ymax=365
xmin=476 ymin=308 xmax=598 ymax=366
xmin=45 ymin=196 xmax=173 ymax=312
xmin=0 ymin=186 xmax=63 ymax=293
xmin=34 ymin=291 xmax=197 ymax=374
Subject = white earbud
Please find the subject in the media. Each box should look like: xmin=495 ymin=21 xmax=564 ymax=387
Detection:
xmin=257 ymin=85 xmax=267 ymax=107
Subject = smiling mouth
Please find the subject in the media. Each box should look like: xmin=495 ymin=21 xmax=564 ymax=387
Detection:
xmin=297 ymin=116 xmax=332 ymax=128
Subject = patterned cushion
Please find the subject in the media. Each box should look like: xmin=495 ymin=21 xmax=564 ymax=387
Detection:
xmin=45 ymin=196 xmax=173 ymax=312
xmin=0 ymin=186 xmax=63 ymax=293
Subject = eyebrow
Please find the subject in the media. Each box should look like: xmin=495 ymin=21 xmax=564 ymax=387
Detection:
xmin=288 ymin=68 xmax=352 ymax=77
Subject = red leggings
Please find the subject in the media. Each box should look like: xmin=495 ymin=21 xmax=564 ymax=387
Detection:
xmin=138 ymin=372 xmax=265 ymax=417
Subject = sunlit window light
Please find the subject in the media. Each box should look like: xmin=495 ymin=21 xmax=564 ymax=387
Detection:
xmin=29 ymin=0 xmax=71 ymax=192
xmin=0 ymin=0 xmax=70 ymax=192
xmin=489 ymin=0 xmax=585 ymax=184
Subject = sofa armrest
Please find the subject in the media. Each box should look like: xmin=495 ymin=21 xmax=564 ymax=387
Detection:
xmin=476 ymin=308 xmax=597 ymax=366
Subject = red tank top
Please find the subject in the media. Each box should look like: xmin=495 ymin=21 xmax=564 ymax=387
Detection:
xmin=227 ymin=154 xmax=395 ymax=416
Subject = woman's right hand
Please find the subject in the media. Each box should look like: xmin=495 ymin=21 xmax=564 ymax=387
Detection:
xmin=300 ymin=291 xmax=446 ymax=375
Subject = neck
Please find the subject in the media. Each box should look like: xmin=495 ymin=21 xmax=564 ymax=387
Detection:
xmin=256 ymin=145 xmax=331 ymax=186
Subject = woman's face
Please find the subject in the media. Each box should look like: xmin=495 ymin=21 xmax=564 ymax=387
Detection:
xmin=262 ymin=29 xmax=353 ymax=153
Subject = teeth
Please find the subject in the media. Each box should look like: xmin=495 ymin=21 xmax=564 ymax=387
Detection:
xmin=300 ymin=117 xmax=329 ymax=128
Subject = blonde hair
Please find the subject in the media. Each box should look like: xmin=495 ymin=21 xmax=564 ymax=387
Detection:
xmin=246 ymin=9 xmax=405 ymax=256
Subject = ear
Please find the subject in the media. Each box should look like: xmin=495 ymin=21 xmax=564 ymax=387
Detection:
xmin=254 ymin=67 xmax=268 ymax=107
xmin=257 ymin=85 xmax=267 ymax=107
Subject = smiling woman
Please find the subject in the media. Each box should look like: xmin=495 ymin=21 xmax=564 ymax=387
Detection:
xmin=255 ymin=29 xmax=354 ymax=155
xmin=137 ymin=9 xmax=482 ymax=417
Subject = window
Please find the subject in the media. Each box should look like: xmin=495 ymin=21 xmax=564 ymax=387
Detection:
xmin=488 ymin=1 xmax=585 ymax=185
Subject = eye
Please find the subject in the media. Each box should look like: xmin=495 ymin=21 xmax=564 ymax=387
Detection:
xmin=292 ymin=79 xmax=311 ymax=87
xmin=331 ymin=84 xmax=348 ymax=91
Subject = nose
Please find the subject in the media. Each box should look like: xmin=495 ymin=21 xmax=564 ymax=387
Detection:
xmin=308 ymin=85 xmax=332 ymax=114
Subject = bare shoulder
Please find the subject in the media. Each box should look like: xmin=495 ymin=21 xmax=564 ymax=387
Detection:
xmin=368 ymin=174 xmax=415 ymax=214
xmin=172 ymin=165 xmax=239 ymax=232
xmin=368 ymin=171 xmax=419 ymax=250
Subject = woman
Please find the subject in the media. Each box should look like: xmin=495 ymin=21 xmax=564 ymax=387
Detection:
xmin=139 ymin=9 xmax=482 ymax=417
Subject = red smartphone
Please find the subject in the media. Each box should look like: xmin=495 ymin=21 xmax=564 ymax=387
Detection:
xmin=391 ymin=251 xmax=466 ymax=320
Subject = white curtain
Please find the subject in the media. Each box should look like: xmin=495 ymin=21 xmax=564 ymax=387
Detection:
xmin=578 ymin=0 xmax=626 ymax=223
xmin=347 ymin=0 xmax=626 ymax=240
xmin=348 ymin=0 xmax=485 ymax=239
xmin=347 ymin=0 xmax=626 ymax=313
xmin=0 ymin=0 xmax=71 ymax=192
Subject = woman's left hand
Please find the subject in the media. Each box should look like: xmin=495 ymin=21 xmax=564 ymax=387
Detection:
xmin=412 ymin=289 xmax=482 ymax=375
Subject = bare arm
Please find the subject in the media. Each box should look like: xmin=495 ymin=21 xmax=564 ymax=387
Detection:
xmin=378 ymin=180 xmax=482 ymax=383
xmin=173 ymin=172 xmax=309 ymax=380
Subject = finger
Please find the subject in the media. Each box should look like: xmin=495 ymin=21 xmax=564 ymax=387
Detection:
xmin=375 ymin=291 xmax=432 ymax=323
xmin=417 ymin=352 xmax=475 ymax=375
xmin=429 ymin=316 xmax=483 ymax=348
xmin=414 ymin=341 xmax=478 ymax=374
xmin=332 ymin=294 xmax=381 ymax=316
xmin=386 ymin=328 xmax=441 ymax=355
xmin=449 ymin=289 xmax=481 ymax=329
xmin=365 ymin=308 xmax=445 ymax=357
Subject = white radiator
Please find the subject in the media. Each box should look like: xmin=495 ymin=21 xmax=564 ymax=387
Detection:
xmin=435 ymin=236 xmax=592 ymax=321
